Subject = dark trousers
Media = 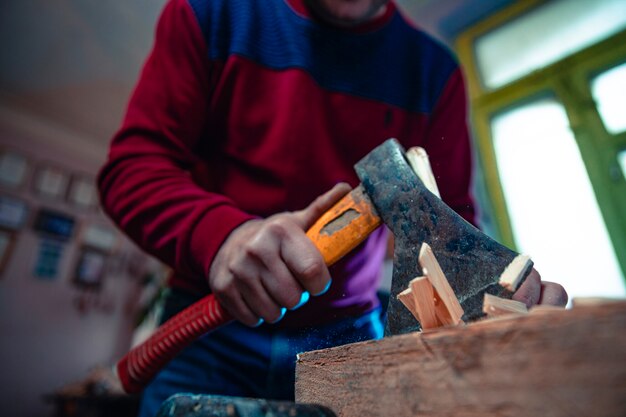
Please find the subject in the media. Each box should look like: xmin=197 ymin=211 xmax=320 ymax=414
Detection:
xmin=138 ymin=289 xmax=383 ymax=417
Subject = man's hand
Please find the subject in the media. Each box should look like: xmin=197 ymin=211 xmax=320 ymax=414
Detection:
xmin=209 ymin=183 xmax=352 ymax=327
xmin=512 ymin=268 xmax=568 ymax=308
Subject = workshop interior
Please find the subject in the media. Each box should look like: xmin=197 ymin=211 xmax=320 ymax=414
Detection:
xmin=0 ymin=0 xmax=625 ymax=416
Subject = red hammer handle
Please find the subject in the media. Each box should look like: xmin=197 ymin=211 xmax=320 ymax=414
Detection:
xmin=116 ymin=293 xmax=233 ymax=393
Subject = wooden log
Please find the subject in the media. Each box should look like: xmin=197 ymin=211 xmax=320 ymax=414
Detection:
xmin=572 ymin=297 xmax=623 ymax=307
xmin=296 ymin=300 xmax=626 ymax=417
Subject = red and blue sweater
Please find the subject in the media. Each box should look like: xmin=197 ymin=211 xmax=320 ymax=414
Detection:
xmin=98 ymin=0 xmax=476 ymax=327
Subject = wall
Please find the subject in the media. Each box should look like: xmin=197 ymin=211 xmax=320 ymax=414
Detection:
xmin=0 ymin=103 xmax=163 ymax=417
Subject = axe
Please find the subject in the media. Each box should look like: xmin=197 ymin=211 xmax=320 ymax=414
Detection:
xmin=116 ymin=138 xmax=532 ymax=393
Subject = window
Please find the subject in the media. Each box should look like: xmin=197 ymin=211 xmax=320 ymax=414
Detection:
xmin=619 ymin=149 xmax=626 ymax=179
xmin=491 ymin=98 xmax=625 ymax=299
xmin=591 ymin=62 xmax=626 ymax=135
xmin=475 ymin=0 xmax=626 ymax=89
xmin=457 ymin=0 xmax=626 ymax=299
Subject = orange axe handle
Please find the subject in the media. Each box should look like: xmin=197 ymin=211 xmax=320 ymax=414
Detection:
xmin=305 ymin=185 xmax=381 ymax=265
xmin=116 ymin=185 xmax=381 ymax=393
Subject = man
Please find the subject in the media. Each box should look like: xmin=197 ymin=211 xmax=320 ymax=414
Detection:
xmin=98 ymin=0 xmax=567 ymax=415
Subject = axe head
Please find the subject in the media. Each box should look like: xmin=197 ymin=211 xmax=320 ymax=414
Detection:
xmin=355 ymin=139 xmax=532 ymax=336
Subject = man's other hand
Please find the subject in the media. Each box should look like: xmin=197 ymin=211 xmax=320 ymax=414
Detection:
xmin=208 ymin=183 xmax=351 ymax=327
xmin=512 ymin=268 xmax=568 ymax=308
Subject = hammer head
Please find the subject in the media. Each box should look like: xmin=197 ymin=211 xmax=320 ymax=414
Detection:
xmin=355 ymin=139 xmax=531 ymax=336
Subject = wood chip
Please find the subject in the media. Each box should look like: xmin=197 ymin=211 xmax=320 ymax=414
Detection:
xmin=406 ymin=147 xmax=441 ymax=198
xmin=397 ymin=287 xmax=419 ymax=321
xmin=482 ymin=293 xmax=528 ymax=317
xmin=419 ymin=243 xmax=464 ymax=325
xmin=498 ymin=254 xmax=532 ymax=292
xmin=530 ymin=305 xmax=565 ymax=314
xmin=409 ymin=277 xmax=440 ymax=329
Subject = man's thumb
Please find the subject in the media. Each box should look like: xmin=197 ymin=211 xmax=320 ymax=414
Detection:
xmin=294 ymin=182 xmax=352 ymax=230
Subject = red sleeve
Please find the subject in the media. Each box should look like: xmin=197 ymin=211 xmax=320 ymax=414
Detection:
xmin=424 ymin=68 xmax=477 ymax=226
xmin=97 ymin=0 xmax=255 ymax=283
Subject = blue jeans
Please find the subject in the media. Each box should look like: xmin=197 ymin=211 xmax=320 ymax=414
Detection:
xmin=139 ymin=289 xmax=383 ymax=417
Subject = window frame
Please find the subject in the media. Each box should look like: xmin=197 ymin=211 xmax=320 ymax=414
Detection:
xmin=456 ymin=0 xmax=626 ymax=278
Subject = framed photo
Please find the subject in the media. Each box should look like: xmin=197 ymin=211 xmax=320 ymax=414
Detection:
xmin=67 ymin=175 xmax=99 ymax=209
xmin=81 ymin=223 xmax=118 ymax=253
xmin=0 ymin=229 xmax=15 ymax=275
xmin=33 ymin=164 xmax=69 ymax=200
xmin=0 ymin=150 xmax=29 ymax=189
xmin=0 ymin=195 xmax=28 ymax=231
xmin=33 ymin=209 xmax=76 ymax=241
xmin=33 ymin=238 xmax=64 ymax=280
xmin=73 ymin=247 xmax=107 ymax=289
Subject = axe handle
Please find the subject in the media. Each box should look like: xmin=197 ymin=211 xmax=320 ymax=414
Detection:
xmin=306 ymin=185 xmax=381 ymax=265
xmin=117 ymin=185 xmax=381 ymax=393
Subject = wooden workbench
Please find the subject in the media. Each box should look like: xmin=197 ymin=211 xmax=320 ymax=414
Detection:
xmin=296 ymin=300 xmax=626 ymax=417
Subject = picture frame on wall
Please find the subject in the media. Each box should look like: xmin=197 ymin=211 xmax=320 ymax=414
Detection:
xmin=0 ymin=229 xmax=15 ymax=276
xmin=33 ymin=209 xmax=76 ymax=241
xmin=0 ymin=195 xmax=28 ymax=231
xmin=33 ymin=164 xmax=69 ymax=200
xmin=73 ymin=247 xmax=107 ymax=289
xmin=80 ymin=223 xmax=118 ymax=253
xmin=67 ymin=175 xmax=99 ymax=210
xmin=0 ymin=149 xmax=29 ymax=189
xmin=33 ymin=238 xmax=64 ymax=280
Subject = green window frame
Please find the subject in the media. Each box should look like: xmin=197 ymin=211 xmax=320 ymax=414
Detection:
xmin=456 ymin=0 xmax=626 ymax=284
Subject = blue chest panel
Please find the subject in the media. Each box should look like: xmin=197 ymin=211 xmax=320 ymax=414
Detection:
xmin=187 ymin=0 xmax=458 ymax=114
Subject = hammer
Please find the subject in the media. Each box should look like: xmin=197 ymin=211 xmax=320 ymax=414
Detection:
xmin=116 ymin=138 xmax=532 ymax=393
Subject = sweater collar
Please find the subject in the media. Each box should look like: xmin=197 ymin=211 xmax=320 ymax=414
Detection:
xmin=284 ymin=0 xmax=396 ymax=33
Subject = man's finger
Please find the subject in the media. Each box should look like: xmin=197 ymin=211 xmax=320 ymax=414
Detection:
xmin=539 ymin=281 xmax=568 ymax=306
xmin=230 ymin=256 xmax=284 ymax=323
xmin=216 ymin=287 xmax=263 ymax=327
xmin=512 ymin=268 xmax=541 ymax=308
xmin=293 ymin=182 xmax=352 ymax=230
xmin=280 ymin=225 xmax=331 ymax=296
xmin=240 ymin=281 xmax=285 ymax=323
xmin=260 ymin=262 xmax=306 ymax=310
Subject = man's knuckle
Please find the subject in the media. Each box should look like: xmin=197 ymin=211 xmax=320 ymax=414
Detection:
xmin=243 ymin=242 xmax=263 ymax=259
xmin=210 ymin=275 xmax=229 ymax=293
xmin=265 ymin=219 xmax=289 ymax=236
xmin=227 ymin=263 xmax=240 ymax=277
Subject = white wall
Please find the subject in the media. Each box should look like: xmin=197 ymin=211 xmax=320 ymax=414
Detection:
xmin=0 ymin=104 xmax=161 ymax=417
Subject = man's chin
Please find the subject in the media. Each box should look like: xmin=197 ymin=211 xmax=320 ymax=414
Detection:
xmin=304 ymin=0 xmax=389 ymax=27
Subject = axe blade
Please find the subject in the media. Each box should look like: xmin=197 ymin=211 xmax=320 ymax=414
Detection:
xmin=355 ymin=139 xmax=532 ymax=336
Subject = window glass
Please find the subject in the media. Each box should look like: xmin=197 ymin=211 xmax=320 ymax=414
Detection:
xmin=619 ymin=149 xmax=626 ymax=179
xmin=491 ymin=98 xmax=625 ymax=300
xmin=476 ymin=0 xmax=626 ymax=89
xmin=591 ymin=62 xmax=626 ymax=135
